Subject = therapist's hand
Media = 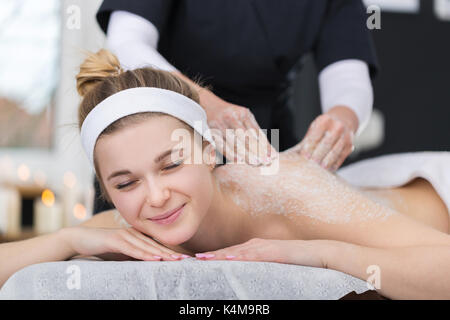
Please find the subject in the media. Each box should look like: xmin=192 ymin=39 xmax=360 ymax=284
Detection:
xmin=292 ymin=106 xmax=359 ymax=171
xmin=201 ymin=91 xmax=278 ymax=166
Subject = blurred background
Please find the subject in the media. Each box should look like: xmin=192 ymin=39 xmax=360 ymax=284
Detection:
xmin=0 ymin=0 xmax=449 ymax=242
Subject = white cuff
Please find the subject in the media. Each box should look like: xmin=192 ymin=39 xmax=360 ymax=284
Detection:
xmin=106 ymin=10 xmax=178 ymax=72
xmin=318 ymin=59 xmax=373 ymax=137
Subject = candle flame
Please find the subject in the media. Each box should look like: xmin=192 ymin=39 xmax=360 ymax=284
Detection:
xmin=73 ymin=203 xmax=86 ymax=220
xmin=41 ymin=189 xmax=55 ymax=207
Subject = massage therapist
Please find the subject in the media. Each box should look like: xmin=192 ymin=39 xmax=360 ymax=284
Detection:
xmin=93 ymin=0 xmax=378 ymax=213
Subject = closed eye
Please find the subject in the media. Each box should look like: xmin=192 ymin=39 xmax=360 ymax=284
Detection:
xmin=162 ymin=160 xmax=183 ymax=171
xmin=116 ymin=181 xmax=135 ymax=190
xmin=115 ymin=161 xmax=183 ymax=190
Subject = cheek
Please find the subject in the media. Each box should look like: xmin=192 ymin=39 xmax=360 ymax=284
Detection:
xmin=110 ymin=190 xmax=142 ymax=223
xmin=175 ymin=165 xmax=214 ymax=209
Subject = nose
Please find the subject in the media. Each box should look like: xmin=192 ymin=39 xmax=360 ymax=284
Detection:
xmin=145 ymin=178 xmax=170 ymax=207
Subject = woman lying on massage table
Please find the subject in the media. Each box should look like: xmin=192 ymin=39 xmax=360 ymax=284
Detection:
xmin=1 ymin=50 xmax=449 ymax=299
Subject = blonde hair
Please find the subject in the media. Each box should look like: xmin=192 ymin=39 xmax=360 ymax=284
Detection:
xmin=76 ymin=49 xmax=203 ymax=205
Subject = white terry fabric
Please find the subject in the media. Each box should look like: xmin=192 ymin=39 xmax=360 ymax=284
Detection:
xmin=106 ymin=10 xmax=178 ymax=72
xmin=80 ymin=87 xmax=215 ymax=167
xmin=0 ymin=259 xmax=369 ymax=299
xmin=337 ymin=151 xmax=450 ymax=214
xmin=319 ymin=59 xmax=374 ymax=137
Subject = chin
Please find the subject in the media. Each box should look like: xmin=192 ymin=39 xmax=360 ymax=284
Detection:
xmin=157 ymin=227 xmax=196 ymax=246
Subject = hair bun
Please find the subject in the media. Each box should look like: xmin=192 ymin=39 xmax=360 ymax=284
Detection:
xmin=76 ymin=49 xmax=124 ymax=97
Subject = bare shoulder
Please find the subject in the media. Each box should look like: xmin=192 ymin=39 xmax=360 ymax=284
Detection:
xmin=79 ymin=209 xmax=122 ymax=228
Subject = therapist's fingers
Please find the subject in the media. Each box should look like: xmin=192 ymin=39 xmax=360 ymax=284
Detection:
xmin=321 ymin=134 xmax=346 ymax=170
xmin=233 ymin=109 xmax=268 ymax=165
xmin=221 ymin=106 xmax=270 ymax=165
xmin=310 ymin=124 xmax=344 ymax=165
xmin=299 ymin=116 xmax=329 ymax=158
xmin=329 ymin=132 xmax=354 ymax=171
xmin=243 ymin=113 xmax=277 ymax=162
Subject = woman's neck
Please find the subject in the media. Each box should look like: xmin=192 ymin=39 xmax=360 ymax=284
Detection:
xmin=179 ymin=168 xmax=255 ymax=253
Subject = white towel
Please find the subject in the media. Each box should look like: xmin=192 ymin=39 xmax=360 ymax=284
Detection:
xmin=337 ymin=151 xmax=450 ymax=215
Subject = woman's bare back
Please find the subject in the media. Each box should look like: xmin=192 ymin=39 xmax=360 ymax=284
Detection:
xmin=214 ymin=153 xmax=450 ymax=238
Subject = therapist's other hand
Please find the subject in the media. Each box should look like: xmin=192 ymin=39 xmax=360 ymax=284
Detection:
xmin=203 ymin=94 xmax=278 ymax=166
xmin=294 ymin=106 xmax=359 ymax=171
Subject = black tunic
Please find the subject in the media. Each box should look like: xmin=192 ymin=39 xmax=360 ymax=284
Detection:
xmin=93 ymin=0 xmax=378 ymax=213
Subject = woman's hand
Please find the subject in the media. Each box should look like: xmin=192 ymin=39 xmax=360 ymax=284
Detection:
xmin=193 ymin=238 xmax=327 ymax=268
xmin=201 ymin=90 xmax=278 ymax=166
xmin=289 ymin=106 xmax=358 ymax=171
xmin=59 ymin=226 xmax=191 ymax=261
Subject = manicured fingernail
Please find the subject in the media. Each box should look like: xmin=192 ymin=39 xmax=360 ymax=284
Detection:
xmin=153 ymin=255 xmax=162 ymax=259
xmin=171 ymin=254 xmax=180 ymax=259
xmin=195 ymin=253 xmax=206 ymax=258
xmin=226 ymin=255 xmax=236 ymax=259
xmin=181 ymin=254 xmax=190 ymax=259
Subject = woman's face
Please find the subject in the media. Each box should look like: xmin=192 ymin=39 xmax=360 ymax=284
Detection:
xmin=95 ymin=115 xmax=216 ymax=246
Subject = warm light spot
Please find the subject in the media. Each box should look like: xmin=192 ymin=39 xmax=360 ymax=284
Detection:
xmin=63 ymin=171 xmax=77 ymax=188
xmin=73 ymin=203 xmax=86 ymax=220
xmin=33 ymin=170 xmax=47 ymax=187
xmin=41 ymin=189 xmax=55 ymax=207
xmin=17 ymin=164 xmax=30 ymax=181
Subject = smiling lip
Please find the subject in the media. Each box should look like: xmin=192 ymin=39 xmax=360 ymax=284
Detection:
xmin=150 ymin=204 xmax=185 ymax=221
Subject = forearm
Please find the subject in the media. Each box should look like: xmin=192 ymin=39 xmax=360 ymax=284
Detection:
xmin=319 ymin=59 xmax=373 ymax=136
xmin=0 ymin=229 xmax=76 ymax=288
xmin=322 ymin=240 xmax=450 ymax=299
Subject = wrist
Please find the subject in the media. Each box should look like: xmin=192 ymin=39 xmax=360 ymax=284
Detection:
xmin=56 ymin=227 xmax=78 ymax=259
xmin=326 ymin=105 xmax=359 ymax=134
xmin=309 ymin=239 xmax=349 ymax=269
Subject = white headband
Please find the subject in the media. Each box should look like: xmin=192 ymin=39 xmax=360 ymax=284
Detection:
xmin=80 ymin=87 xmax=216 ymax=167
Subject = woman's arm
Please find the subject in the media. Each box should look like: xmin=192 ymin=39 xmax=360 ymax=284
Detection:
xmin=322 ymin=240 xmax=450 ymax=299
xmin=0 ymin=209 xmax=191 ymax=289
xmin=0 ymin=229 xmax=76 ymax=289
xmin=193 ymin=237 xmax=450 ymax=299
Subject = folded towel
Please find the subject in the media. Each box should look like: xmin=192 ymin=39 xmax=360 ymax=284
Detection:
xmin=0 ymin=258 xmax=369 ymax=300
xmin=337 ymin=151 xmax=450 ymax=214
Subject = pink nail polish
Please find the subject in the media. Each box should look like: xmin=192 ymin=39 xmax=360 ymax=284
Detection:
xmin=153 ymin=255 xmax=162 ymax=259
xmin=226 ymin=255 xmax=236 ymax=259
xmin=204 ymin=254 xmax=215 ymax=258
xmin=181 ymin=254 xmax=190 ymax=259
xmin=171 ymin=254 xmax=180 ymax=259
xmin=195 ymin=253 xmax=206 ymax=258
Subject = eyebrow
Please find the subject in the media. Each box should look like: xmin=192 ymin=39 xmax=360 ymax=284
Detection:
xmin=107 ymin=148 xmax=182 ymax=181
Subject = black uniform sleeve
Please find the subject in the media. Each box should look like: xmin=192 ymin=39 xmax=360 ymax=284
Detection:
xmin=96 ymin=0 xmax=174 ymax=35
xmin=313 ymin=0 xmax=379 ymax=78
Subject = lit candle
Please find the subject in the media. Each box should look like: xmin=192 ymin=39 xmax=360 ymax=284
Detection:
xmin=0 ymin=186 xmax=21 ymax=237
xmin=0 ymin=156 xmax=15 ymax=183
xmin=33 ymin=189 xmax=63 ymax=235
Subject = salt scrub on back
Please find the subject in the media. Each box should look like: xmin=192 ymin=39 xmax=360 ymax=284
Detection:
xmin=214 ymin=155 xmax=397 ymax=225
